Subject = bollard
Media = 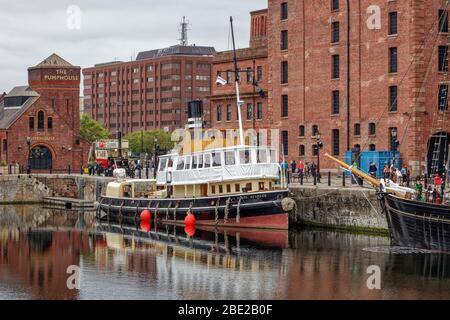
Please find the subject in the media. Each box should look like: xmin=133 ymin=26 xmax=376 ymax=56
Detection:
xmin=68 ymin=165 xmax=71 ymax=175
xmin=313 ymin=174 xmax=317 ymax=186
xmin=300 ymin=172 xmax=303 ymax=185
xmin=146 ymin=166 xmax=149 ymax=179
xmin=287 ymin=172 xmax=290 ymax=184
xmin=80 ymin=166 xmax=83 ymax=175
xmin=328 ymin=171 xmax=331 ymax=186
xmin=342 ymin=173 xmax=346 ymax=187
xmin=138 ymin=167 xmax=142 ymax=179
xmin=50 ymin=166 xmax=52 ymax=174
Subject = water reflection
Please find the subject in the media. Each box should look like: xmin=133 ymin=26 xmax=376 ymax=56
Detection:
xmin=0 ymin=205 xmax=450 ymax=300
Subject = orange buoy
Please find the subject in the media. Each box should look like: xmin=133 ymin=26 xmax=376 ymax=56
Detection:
xmin=185 ymin=225 xmax=196 ymax=237
xmin=140 ymin=210 xmax=151 ymax=222
xmin=184 ymin=212 xmax=196 ymax=226
xmin=140 ymin=220 xmax=151 ymax=232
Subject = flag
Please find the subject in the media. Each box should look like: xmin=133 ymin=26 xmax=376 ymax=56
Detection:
xmin=216 ymin=75 xmax=227 ymax=86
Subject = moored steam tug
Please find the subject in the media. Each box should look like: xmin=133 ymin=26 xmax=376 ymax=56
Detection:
xmin=97 ymin=17 xmax=290 ymax=230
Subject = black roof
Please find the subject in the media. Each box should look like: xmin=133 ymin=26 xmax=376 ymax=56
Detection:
xmin=136 ymin=45 xmax=215 ymax=60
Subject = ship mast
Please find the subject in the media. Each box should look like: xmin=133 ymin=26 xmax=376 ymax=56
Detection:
xmin=230 ymin=16 xmax=245 ymax=147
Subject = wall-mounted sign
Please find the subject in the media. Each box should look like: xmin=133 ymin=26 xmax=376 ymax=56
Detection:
xmin=43 ymin=69 xmax=79 ymax=82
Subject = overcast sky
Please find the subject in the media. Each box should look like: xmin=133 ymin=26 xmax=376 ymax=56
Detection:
xmin=0 ymin=0 xmax=266 ymax=92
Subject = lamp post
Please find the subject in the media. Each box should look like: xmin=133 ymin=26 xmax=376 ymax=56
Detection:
xmin=314 ymin=131 xmax=323 ymax=183
xmin=153 ymin=137 xmax=159 ymax=179
xmin=26 ymin=136 xmax=32 ymax=174
xmin=391 ymin=128 xmax=399 ymax=167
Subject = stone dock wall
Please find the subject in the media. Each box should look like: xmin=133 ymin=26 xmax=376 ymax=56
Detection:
xmin=0 ymin=175 xmax=389 ymax=233
xmin=289 ymin=186 xmax=388 ymax=233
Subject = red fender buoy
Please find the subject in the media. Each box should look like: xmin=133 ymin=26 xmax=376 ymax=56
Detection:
xmin=184 ymin=212 xmax=196 ymax=226
xmin=140 ymin=220 xmax=151 ymax=232
xmin=140 ymin=210 xmax=152 ymax=222
xmin=185 ymin=225 xmax=196 ymax=237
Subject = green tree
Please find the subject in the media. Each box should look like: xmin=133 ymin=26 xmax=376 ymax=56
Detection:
xmin=125 ymin=129 xmax=174 ymax=155
xmin=80 ymin=113 xmax=111 ymax=143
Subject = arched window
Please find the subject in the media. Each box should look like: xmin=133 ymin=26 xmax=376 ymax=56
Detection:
xmin=369 ymin=122 xmax=376 ymax=135
xmin=299 ymin=145 xmax=305 ymax=156
xmin=47 ymin=117 xmax=53 ymax=130
xmin=312 ymin=125 xmax=319 ymax=137
xmin=354 ymin=123 xmax=361 ymax=136
xmin=299 ymin=125 xmax=305 ymax=137
xmin=369 ymin=144 xmax=376 ymax=151
xmin=37 ymin=111 xmax=44 ymax=130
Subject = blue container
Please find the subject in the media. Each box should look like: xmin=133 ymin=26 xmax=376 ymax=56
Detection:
xmin=344 ymin=151 xmax=401 ymax=178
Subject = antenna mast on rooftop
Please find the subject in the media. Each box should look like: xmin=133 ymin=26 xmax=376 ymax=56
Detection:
xmin=179 ymin=16 xmax=190 ymax=46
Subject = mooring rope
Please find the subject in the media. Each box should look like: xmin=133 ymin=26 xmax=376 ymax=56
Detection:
xmin=224 ymin=198 xmax=231 ymax=224
xmin=236 ymin=197 xmax=241 ymax=223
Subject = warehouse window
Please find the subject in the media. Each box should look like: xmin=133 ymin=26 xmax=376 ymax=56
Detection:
xmin=331 ymin=0 xmax=339 ymax=11
xmin=281 ymin=61 xmax=288 ymax=84
xmin=439 ymin=9 xmax=449 ymax=33
xmin=29 ymin=117 xmax=34 ymax=130
xmin=299 ymin=145 xmax=305 ymax=157
xmin=389 ymin=86 xmax=398 ymax=112
xmin=216 ymin=105 xmax=222 ymax=122
xmin=439 ymin=45 xmax=449 ymax=72
xmin=354 ymin=123 xmax=361 ymax=136
xmin=282 ymin=131 xmax=289 ymax=155
xmin=389 ymin=12 xmax=398 ymax=35
xmin=438 ymin=84 xmax=449 ymax=111
xmin=369 ymin=123 xmax=376 ymax=136
xmin=332 ymin=90 xmax=340 ymax=114
xmin=281 ymin=2 xmax=288 ymax=20
xmin=281 ymin=30 xmax=288 ymax=50
xmin=299 ymin=125 xmax=305 ymax=137
xmin=331 ymin=21 xmax=340 ymax=43
xmin=332 ymin=55 xmax=340 ymax=79
xmin=389 ymin=47 xmax=398 ymax=73
xmin=281 ymin=95 xmax=288 ymax=117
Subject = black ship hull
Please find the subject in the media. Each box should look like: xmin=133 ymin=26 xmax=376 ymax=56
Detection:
xmin=98 ymin=190 xmax=289 ymax=230
xmin=380 ymin=194 xmax=450 ymax=251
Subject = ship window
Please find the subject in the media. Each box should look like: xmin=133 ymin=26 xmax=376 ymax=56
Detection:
xmin=185 ymin=156 xmax=191 ymax=170
xmin=269 ymin=182 xmax=272 ymax=189
xmin=204 ymin=154 xmax=211 ymax=168
xmin=192 ymin=156 xmax=198 ymax=169
xmin=211 ymin=185 xmax=216 ymax=194
xmin=239 ymin=150 xmax=251 ymax=164
xmin=257 ymin=149 xmax=268 ymax=163
xmin=176 ymin=157 xmax=185 ymax=170
xmin=235 ymin=184 xmax=240 ymax=192
xmin=270 ymin=149 xmax=277 ymax=163
xmin=219 ymin=185 xmax=223 ymax=194
xmin=259 ymin=182 xmax=265 ymax=190
xmin=197 ymin=155 xmax=203 ymax=169
xmin=226 ymin=184 xmax=231 ymax=193
xmin=159 ymin=158 xmax=167 ymax=172
xmin=212 ymin=152 xmax=222 ymax=167
xmin=245 ymin=182 xmax=253 ymax=192
xmin=225 ymin=151 xmax=236 ymax=165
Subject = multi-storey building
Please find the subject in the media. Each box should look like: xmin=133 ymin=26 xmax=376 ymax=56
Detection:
xmin=83 ymin=44 xmax=215 ymax=135
xmin=267 ymin=0 xmax=450 ymax=174
xmin=210 ymin=10 xmax=269 ymax=144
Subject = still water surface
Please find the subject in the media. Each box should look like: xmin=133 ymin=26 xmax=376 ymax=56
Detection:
xmin=0 ymin=205 xmax=450 ymax=300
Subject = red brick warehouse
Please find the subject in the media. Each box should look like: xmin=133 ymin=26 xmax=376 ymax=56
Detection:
xmin=211 ymin=9 xmax=269 ymax=145
xmin=267 ymin=0 xmax=450 ymax=175
xmin=0 ymin=54 xmax=89 ymax=172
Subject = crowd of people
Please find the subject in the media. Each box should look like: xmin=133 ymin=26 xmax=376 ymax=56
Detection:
xmin=280 ymin=160 xmax=319 ymax=180
xmin=87 ymin=159 xmax=156 ymax=178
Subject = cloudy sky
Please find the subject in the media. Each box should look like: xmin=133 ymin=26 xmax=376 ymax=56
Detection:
xmin=0 ymin=0 xmax=266 ymax=92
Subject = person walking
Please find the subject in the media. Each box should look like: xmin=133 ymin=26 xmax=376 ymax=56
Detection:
xmin=369 ymin=162 xmax=378 ymax=178
xmin=291 ymin=160 xmax=297 ymax=174
xmin=297 ymin=161 xmax=305 ymax=177
xmin=383 ymin=163 xmax=390 ymax=183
